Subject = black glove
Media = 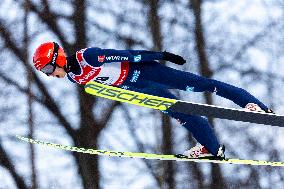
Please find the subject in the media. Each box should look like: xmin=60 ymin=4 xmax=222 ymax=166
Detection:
xmin=162 ymin=51 xmax=186 ymax=65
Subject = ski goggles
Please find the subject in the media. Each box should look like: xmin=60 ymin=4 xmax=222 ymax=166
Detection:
xmin=41 ymin=42 xmax=59 ymax=75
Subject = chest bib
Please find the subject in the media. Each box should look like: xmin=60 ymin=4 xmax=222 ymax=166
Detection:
xmin=68 ymin=49 xmax=129 ymax=85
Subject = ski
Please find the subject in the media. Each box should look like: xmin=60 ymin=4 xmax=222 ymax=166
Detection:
xmin=84 ymin=82 xmax=284 ymax=127
xmin=16 ymin=135 xmax=284 ymax=167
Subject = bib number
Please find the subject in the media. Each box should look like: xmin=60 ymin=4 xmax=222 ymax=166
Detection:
xmin=95 ymin=77 xmax=110 ymax=82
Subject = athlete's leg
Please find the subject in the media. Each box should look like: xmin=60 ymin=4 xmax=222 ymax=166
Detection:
xmin=135 ymin=62 xmax=268 ymax=110
xmin=124 ymin=84 xmax=221 ymax=155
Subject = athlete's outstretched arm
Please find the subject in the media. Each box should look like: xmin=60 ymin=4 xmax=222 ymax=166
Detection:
xmin=83 ymin=47 xmax=186 ymax=66
xmin=83 ymin=47 xmax=162 ymax=66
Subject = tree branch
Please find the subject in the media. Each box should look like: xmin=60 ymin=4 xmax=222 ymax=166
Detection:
xmin=0 ymin=71 xmax=76 ymax=139
xmin=121 ymin=105 xmax=163 ymax=188
xmin=99 ymin=100 xmax=121 ymax=127
xmin=24 ymin=0 xmax=72 ymax=51
xmin=0 ymin=16 xmax=76 ymax=138
xmin=0 ymin=142 xmax=28 ymax=189
xmin=218 ymin=20 xmax=279 ymax=72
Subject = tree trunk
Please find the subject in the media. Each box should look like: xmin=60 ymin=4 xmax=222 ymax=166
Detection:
xmin=74 ymin=129 xmax=100 ymax=189
xmin=71 ymin=1 xmax=103 ymax=188
xmin=24 ymin=1 xmax=38 ymax=188
xmin=147 ymin=0 xmax=176 ymax=188
xmin=161 ymin=116 xmax=175 ymax=189
xmin=0 ymin=145 xmax=28 ymax=189
xmin=190 ymin=0 xmax=226 ymax=188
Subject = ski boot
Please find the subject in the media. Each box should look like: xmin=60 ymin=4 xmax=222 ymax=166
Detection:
xmin=182 ymin=144 xmax=225 ymax=159
xmin=245 ymin=103 xmax=274 ymax=113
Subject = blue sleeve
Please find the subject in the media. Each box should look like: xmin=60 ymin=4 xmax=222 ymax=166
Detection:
xmin=83 ymin=47 xmax=164 ymax=67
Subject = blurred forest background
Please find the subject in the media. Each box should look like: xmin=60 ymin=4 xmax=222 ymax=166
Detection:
xmin=0 ymin=0 xmax=284 ymax=189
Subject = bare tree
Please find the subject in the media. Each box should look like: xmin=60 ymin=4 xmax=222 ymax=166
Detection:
xmin=0 ymin=1 xmax=119 ymax=188
xmin=146 ymin=1 xmax=176 ymax=188
xmin=0 ymin=0 xmax=284 ymax=188
xmin=189 ymin=0 xmax=226 ymax=188
xmin=24 ymin=1 xmax=38 ymax=188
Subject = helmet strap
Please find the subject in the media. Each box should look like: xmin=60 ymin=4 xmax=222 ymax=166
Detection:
xmin=63 ymin=62 xmax=70 ymax=72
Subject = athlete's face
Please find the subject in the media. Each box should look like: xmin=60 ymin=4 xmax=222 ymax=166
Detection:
xmin=50 ymin=66 xmax=66 ymax=78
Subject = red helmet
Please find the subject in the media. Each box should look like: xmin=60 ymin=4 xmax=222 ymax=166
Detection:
xmin=33 ymin=42 xmax=67 ymax=71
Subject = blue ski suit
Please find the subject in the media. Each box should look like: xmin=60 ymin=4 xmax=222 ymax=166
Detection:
xmin=66 ymin=47 xmax=269 ymax=155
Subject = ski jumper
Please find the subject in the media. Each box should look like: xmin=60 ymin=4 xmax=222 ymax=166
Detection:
xmin=66 ymin=47 xmax=269 ymax=155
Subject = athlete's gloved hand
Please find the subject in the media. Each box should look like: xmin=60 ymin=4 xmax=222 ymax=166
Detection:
xmin=162 ymin=51 xmax=186 ymax=65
